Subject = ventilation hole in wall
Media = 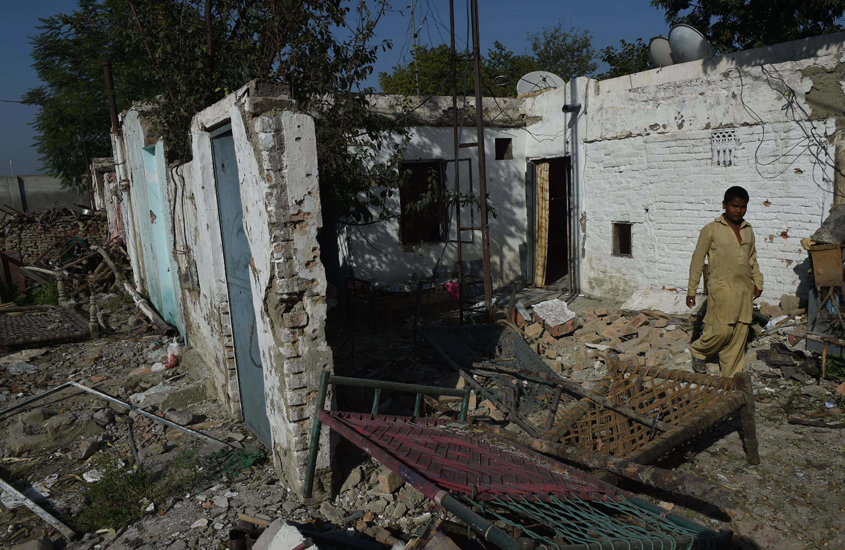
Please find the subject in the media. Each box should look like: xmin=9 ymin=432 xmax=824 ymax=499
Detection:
xmin=613 ymin=222 xmax=632 ymax=257
xmin=495 ymin=138 xmax=513 ymax=160
xmin=711 ymin=130 xmax=737 ymax=166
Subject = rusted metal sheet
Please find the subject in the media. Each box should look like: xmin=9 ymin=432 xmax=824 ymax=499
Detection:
xmin=809 ymin=244 xmax=844 ymax=289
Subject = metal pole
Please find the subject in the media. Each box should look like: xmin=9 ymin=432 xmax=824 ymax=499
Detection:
xmin=101 ymin=60 xmax=120 ymax=137
xmin=470 ymin=0 xmax=493 ymax=321
xmin=303 ymin=371 xmax=330 ymax=499
xmin=449 ymin=0 xmax=464 ymax=325
xmin=0 ymin=477 xmax=76 ymax=540
xmin=411 ymin=0 xmax=419 ymax=95
xmin=83 ymin=137 xmax=95 ymax=210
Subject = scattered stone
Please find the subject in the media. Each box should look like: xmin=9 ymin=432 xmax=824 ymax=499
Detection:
xmin=191 ymin=519 xmax=208 ymax=529
xmin=392 ymin=502 xmax=408 ymax=518
xmin=213 ymin=522 xmax=224 ymax=531
xmin=320 ymin=501 xmax=346 ymax=524
xmin=0 ymin=349 xmax=47 ymax=365
xmin=282 ymin=500 xmax=301 ymax=513
xmin=151 ymin=362 xmax=166 ymax=372
xmin=164 ymin=410 xmax=195 ymax=425
xmin=78 ymin=438 xmax=99 ymax=461
xmin=45 ymin=414 xmax=74 ymax=438
xmin=213 ymin=496 xmax=229 ymax=509
xmin=93 ymin=408 xmax=116 ymax=425
xmin=83 ymin=470 xmax=102 ymax=483
xmin=377 ymin=468 xmax=404 ymax=494
xmin=7 ymin=361 xmax=38 ymax=375
xmin=366 ymin=499 xmax=388 ymax=514
xmin=160 ymin=382 xmax=209 ymax=410
xmin=341 ymin=466 xmax=364 ymax=493
xmin=90 ymin=375 xmax=106 ymax=383
xmin=19 ymin=408 xmax=48 ymax=426
xmin=801 ymin=385 xmax=826 ymax=397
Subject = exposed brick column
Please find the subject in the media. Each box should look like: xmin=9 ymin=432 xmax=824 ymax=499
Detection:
xmin=231 ymin=104 xmax=334 ymax=498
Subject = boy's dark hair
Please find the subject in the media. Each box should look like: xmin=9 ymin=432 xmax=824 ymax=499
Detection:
xmin=724 ymin=186 xmax=749 ymax=202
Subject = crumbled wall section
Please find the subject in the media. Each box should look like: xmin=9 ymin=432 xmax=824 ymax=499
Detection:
xmin=0 ymin=214 xmax=109 ymax=264
xmin=230 ymin=102 xmax=334 ymax=497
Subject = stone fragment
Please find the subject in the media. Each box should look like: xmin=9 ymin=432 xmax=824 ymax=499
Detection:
xmin=78 ymin=438 xmax=99 ymax=461
xmin=378 ymin=469 xmax=404 ymax=493
xmin=599 ymin=327 xmax=622 ymax=341
xmin=45 ymin=414 xmax=74 ymax=438
xmin=93 ymin=408 xmax=115 ymax=425
xmin=20 ymin=408 xmax=48 ymax=426
xmin=837 ymin=381 xmax=845 ymax=396
xmin=392 ymin=502 xmax=407 ymax=518
xmin=213 ymin=496 xmax=229 ymax=509
xmin=652 ymin=319 xmax=668 ymax=328
xmin=191 ymin=519 xmax=209 ymax=529
xmin=780 ymin=294 xmax=802 ymax=313
xmin=340 ymin=466 xmax=363 ymax=493
xmin=524 ymin=323 xmax=544 ymax=339
xmin=320 ymin=501 xmax=345 ymax=524
xmin=160 ymin=382 xmax=209 ymax=410
xmin=164 ymin=410 xmax=195 ymax=425
xmin=595 ymin=308 xmax=608 ymax=317
xmin=151 ymin=362 xmax=166 ymax=372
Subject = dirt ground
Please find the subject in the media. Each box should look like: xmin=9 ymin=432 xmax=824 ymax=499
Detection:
xmin=1 ymin=294 xmax=843 ymax=549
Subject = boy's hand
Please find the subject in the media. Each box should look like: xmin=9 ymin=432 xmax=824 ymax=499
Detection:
xmin=753 ymin=285 xmax=761 ymax=299
xmin=686 ymin=296 xmax=696 ymax=308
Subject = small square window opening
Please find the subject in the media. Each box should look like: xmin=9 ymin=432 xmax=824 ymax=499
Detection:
xmin=495 ymin=138 xmax=513 ymax=160
xmin=613 ymin=222 xmax=632 ymax=256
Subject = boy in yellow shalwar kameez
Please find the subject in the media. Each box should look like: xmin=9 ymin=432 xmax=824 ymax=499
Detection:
xmin=686 ymin=186 xmax=763 ymax=377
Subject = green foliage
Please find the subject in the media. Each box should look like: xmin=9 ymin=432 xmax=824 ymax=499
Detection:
xmin=526 ymin=23 xmax=597 ymax=82
xmin=14 ymin=280 xmax=59 ymax=306
xmin=379 ymin=23 xmax=597 ymax=98
xmin=651 ymin=0 xmax=845 ymax=52
xmin=22 ymin=0 xmax=152 ymax=193
xmin=825 ymin=355 xmax=845 ymax=384
xmin=597 ymin=39 xmax=653 ymax=80
xmin=26 ymin=0 xmax=408 ymax=225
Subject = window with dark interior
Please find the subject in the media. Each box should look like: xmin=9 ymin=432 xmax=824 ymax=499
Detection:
xmin=495 ymin=138 xmax=513 ymax=160
xmin=612 ymin=222 xmax=632 ymax=256
xmin=399 ymin=161 xmax=446 ymax=244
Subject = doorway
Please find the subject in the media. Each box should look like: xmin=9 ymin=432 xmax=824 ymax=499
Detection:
xmin=211 ymin=126 xmax=272 ymax=447
xmin=527 ymin=157 xmax=576 ymax=291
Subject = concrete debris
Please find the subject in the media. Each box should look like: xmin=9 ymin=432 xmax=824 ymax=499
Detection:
xmin=532 ymin=299 xmax=577 ymax=327
xmin=620 ymin=289 xmax=702 ymax=315
xmin=6 ymin=362 xmax=38 ymax=375
xmin=811 ymin=203 xmax=845 ymax=244
xmin=0 ymin=350 xmax=47 ymax=365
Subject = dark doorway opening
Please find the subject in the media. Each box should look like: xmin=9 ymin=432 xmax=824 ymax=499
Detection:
xmin=544 ymin=157 xmax=572 ymax=286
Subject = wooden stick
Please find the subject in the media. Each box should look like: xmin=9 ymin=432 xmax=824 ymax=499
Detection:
xmin=472 ymin=361 xmax=674 ymax=433
xmin=822 ymin=342 xmax=830 ymax=380
xmin=476 ymin=422 xmax=734 ymax=508
xmin=788 ymin=418 xmax=845 ymax=429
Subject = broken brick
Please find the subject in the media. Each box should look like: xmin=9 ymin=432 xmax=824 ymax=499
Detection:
xmin=627 ymin=313 xmax=650 ymax=329
xmin=595 ymin=308 xmax=609 ymax=317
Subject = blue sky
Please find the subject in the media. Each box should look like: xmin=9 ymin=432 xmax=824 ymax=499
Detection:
xmin=0 ymin=0 xmax=670 ymax=176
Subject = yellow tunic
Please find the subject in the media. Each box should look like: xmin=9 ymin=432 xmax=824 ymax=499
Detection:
xmin=687 ymin=215 xmax=764 ymax=325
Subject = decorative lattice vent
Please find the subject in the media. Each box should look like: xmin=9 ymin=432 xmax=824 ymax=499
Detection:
xmin=711 ymin=130 xmax=737 ymax=166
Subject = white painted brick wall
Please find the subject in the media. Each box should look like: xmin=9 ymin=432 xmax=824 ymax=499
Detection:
xmin=582 ymin=123 xmax=832 ymax=301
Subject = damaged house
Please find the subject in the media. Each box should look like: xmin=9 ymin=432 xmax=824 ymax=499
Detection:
xmin=99 ymin=31 xmax=845 ymax=499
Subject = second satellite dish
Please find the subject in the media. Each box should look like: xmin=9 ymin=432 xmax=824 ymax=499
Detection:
xmin=649 ymin=37 xmax=673 ymax=68
xmin=668 ymin=24 xmax=714 ymax=63
xmin=516 ymin=71 xmax=565 ymax=96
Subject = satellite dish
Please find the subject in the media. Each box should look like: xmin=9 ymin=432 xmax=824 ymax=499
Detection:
xmin=516 ymin=71 xmax=565 ymax=96
xmin=649 ymin=36 xmax=674 ymax=68
xmin=668 ymin=24 xmax=714 ymax=63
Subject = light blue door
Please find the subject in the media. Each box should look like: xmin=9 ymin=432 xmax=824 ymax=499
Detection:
xmin=211 ymin=128 xmax=271 ymax=446
xmin=142 ymin=146 xmax=179 ymax=327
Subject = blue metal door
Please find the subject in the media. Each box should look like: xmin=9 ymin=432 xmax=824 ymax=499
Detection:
xmin=211 ymin=128 xmax=271 ymax=446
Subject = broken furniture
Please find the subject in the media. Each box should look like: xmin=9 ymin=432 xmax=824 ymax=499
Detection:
xmin=0 ymin=305 xmax=94 ymax=348
xmin=421 ymin=323 xmax=760 ymax=467
xmin=304 ymin=374 xmax=732 ymax=549
xmin=806 ymin=244 xmax=845 ymax=369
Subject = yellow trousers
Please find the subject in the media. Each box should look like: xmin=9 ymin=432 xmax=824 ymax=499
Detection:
xmin=690 ymin=321 xmax=749 ymax=377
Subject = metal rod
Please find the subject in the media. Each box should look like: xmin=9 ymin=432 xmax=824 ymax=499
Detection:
xmin=545 ymin=386 xmax=564 ymax=431
xmin=327 ymin=375 xmax=467 ymax=397
xmin=320 ymin=410 xmax=519 ymax=550
xmin=458 ymin=388 xmax=470 ymax=422
xmin=421 ymin=333 xmax=540 ymax=437
xmin=303 ymin=371 xmax=330 ymax=499
xmin=471 ymin=361 xmax=674 ymax=433
xmin=414 ymin=393 xmax=422 ymax=417
xmin=0 ymin=477 xmax=76 ymax=540
xmin=450 ymin=0 xmax=463 ymax=326
xmin=0 ymin=381 xmax=231 ymax=448
xmin=470 ymin=0 xmax=493 ymax=322
xmin=101 ymin=59 xmax=120 ymax=136
xmin=476 ymin=423 xmax=734 ymax=508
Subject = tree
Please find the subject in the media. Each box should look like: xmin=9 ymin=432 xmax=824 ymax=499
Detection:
xmin=651 ymin=0 xmax=845 ymax=52
xmin=378 ymin=23 xmax=597 ymax=98
xmin=22 ymin=0 xmax=152 ymax=192
xmin=24 ymin=0 xmax=409 ymax=224
xmin=596 ymin=39 xmax=652 ymax=80
xmin=527 ymin=23 xmax=597 ymax=81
